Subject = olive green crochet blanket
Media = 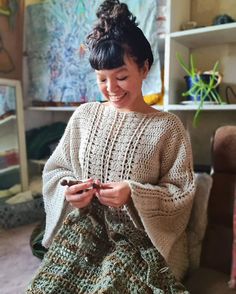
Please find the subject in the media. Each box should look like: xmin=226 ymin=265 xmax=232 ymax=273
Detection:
xmin=27 ymin=201 xmax=189 ymax=294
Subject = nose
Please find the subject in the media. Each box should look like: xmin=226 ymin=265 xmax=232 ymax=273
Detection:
xmin=106 ymin=79 xmax=118 ymax=93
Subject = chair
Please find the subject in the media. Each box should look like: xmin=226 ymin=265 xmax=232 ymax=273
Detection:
xmin=185 ymin=125 xmax=236 ymax=293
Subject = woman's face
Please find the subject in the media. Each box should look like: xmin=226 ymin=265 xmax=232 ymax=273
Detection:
xmin=95 ymin=55 xmax=149 ymax=112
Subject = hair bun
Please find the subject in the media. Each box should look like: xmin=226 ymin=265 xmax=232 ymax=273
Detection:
xmin=96 ymin=0 xmax=137 ymax=32
xmin=87 ymin=0 xmax=154 ymax=71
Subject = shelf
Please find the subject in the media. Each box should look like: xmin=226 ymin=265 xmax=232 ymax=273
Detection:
xmin=28 ymin=106 xmax=77 ymax=111
xmin=170 ymin=23 xmax=236 ymax=48
xmin=152 ymin=104 xmax=164 ymax=111
xmin=0 ymin=115 xmax=16 ymax=126
xmin=0 ymin=164 xmax=19 ymax=175
xmin=167 ymin=104 xmax=236 ymax=111
xmin=28 ymin=105 xmax=164 ymax=112
xmin=30 ymin=159 xmax=48 ymax=165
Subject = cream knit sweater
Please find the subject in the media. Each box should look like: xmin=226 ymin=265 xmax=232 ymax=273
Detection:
xmin=42 ymin=102 xmax=195 ymax=280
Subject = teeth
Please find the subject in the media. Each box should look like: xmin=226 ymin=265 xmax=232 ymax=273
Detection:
xmin=109 ymin=94 xmax=125 ymax=101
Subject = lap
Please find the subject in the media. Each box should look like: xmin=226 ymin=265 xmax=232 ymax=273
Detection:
xmin=26 ymin=208 xmax=188 ymax=293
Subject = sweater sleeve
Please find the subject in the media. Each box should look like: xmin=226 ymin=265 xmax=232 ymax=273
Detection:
xmin=125 ymin=116 xmax=195 ymax=262
xmin=42 ymin=110 xmax=81 ymax=248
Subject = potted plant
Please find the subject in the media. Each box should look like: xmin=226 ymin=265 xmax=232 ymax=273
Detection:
xmin=176 ymin=53 xmax=225 ymax=127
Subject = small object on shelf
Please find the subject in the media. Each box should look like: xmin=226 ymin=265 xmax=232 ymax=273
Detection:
xmin=225 ymin=86 xmax=236 ymax=104
xmin=181 ymin=21 xmax=198 ymax=31
xmin=212 ymin=14 xmax=235 ymax=25
xmin=144 ymin=68 xmax=164 ymax=106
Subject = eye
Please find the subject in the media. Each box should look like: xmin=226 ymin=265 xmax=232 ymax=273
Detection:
xmin=98 ymin=78 xmax=106 ymax=83
xmin=117 ymin=76 xmax=128 ymax=81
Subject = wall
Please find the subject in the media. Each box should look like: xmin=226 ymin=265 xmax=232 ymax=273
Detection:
xmin=0 ymin=1 xmax=24 ymax=80
xmin=190 ymin=0 xmax=236 ymax=94
xmin=191 ymin=0 xmax=236 ymax=26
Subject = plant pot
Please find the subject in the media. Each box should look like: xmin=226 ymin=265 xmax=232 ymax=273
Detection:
xmin=184 ymin=74 xmax=221 ymax=102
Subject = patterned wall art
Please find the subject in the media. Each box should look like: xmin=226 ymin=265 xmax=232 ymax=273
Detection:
xmin=0 ymin=83 xmax=16 ymax=118
xmin=25 ymin=0 xmax=161 ymax=106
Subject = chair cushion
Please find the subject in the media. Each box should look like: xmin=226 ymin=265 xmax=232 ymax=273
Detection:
xmin=212 ymin=126 xmax=236 ymax=173
xmin=187 ymin=173 xmax=213 ymax=273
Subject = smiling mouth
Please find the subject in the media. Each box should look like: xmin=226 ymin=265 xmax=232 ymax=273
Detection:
xmin=109 ymin=93 xmax=126 ymax=102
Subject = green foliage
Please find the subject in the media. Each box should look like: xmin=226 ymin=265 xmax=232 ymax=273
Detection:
xmin=176 ymin=53 xmax=225 ymax=127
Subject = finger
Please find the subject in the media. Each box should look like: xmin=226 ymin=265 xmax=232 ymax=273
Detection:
xmin=69 ymin=194 xmax=94 ymax=208
xmin=66 ymin=189 xmax=95 ymax=202
xmin=100 ymin=183 xmax=114 ymax=189
xmin=99 ymin=188 xmax=115 ymax=198
xmin=97 ymin=197 xmax=113 ymax=207
xmin=68 ymin=180 xmax=94 ymax=194
xmin=97 ymin=196 xmax=121 ymax=208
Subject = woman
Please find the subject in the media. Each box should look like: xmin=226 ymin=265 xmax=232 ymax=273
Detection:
xmin=27 ymin=1 xmax=195 ymax=293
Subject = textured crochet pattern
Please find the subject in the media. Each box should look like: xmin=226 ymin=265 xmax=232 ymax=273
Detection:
xmin=27 ymin=201 xmax=189 ymax=293
xmin=41 ymin=102 xmax=195 ymax=280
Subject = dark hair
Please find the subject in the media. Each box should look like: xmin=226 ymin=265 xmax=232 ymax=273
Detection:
xmin=86 ymin=0 xmax=153 ymax=70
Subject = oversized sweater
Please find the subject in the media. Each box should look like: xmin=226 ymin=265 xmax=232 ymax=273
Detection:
xmin=42 ymin=102 xmax=195 ymax=280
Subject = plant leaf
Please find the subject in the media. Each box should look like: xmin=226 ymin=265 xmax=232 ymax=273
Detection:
xmin=176 ymin=53 xmax=193 ymax=76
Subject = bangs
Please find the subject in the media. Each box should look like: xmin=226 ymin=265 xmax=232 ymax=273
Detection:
xmin=89 ymin=40 xmax=125 ymax=70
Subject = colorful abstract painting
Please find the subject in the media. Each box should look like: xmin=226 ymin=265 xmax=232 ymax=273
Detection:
xmin=26 ymin=0 xmax=161 ymax=105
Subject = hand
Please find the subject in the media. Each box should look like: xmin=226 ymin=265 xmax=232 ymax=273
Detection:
xmin=64 ymin=178 xmax=96 ymax=208
xmin=96 ymin=181 xmax=131 ymax=208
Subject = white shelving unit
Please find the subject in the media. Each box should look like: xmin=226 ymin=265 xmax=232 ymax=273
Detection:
xmin=164 ymin=0 xmax=236 ymax=165
xmin=0 ymin=79 xmax=29 ymax=192
xmin=164 ymin=0 xmax=236 ymax=106
xmin=0 ymin=165 xmax=20 ymax=175
xmin=168 ymin=104 xmax=236 ymax=111
xmin=0 ymin=116 xmax=18 ymax=153
xmin=28 ymin=104 xmax=164 ymax=112
xmin=0 ymin=116 xmax=18 ymax=173
xmin=170 ymin=23 xmax=236 ymax=47
xmin=28 ymin=106 xmax=78 ymax=112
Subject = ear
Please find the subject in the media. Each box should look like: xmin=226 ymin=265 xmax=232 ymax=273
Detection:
xmin=142 ymin=59 xmax=149 ymax=79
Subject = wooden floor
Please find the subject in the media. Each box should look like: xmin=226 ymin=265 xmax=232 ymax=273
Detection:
xmin=0 ymin=222 xmax=42 ymax=294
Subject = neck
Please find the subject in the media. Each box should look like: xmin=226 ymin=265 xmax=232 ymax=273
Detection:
xmin=105 ymin=99 xmax=156 ymax=114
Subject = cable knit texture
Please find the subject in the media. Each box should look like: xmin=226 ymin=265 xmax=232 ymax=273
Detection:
xmin=42 ymin=102 xmax=195 ymax=280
